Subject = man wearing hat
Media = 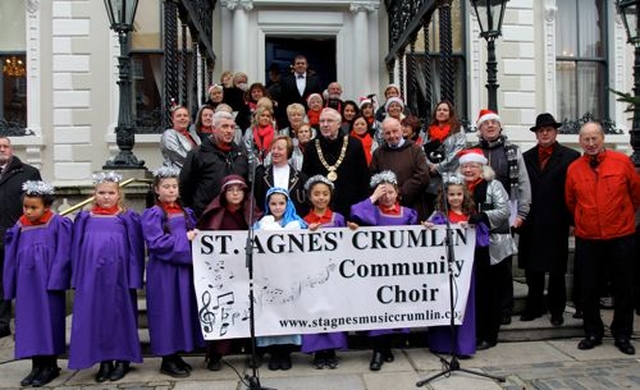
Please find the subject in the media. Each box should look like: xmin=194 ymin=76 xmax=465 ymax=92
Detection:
xmin=474 ymin=109 xmax=531 ymax=325
xmin=518 ymin=113 xmax=580 ymax=326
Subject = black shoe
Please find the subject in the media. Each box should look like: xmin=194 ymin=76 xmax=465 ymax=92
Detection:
xmin=279 ymin=353 xmax=292 ymax=370
xmin=500 ymin=314 xmax=512 ymax=325
xmin=95 ymin=361 xmax=113 ymax=383
xmin=382 ymin=348 xmax=394 ymax=363
xmin=20 ymin=364 xmax=42 ymax=387
xmin=31 ymin=365 xmax=60 ymax=387
xmin=267 ymin=354 xmax=280 ymax=371
xmin=614 ymin=338 xmax=636 ymax=355
xmin=577 ymin=336 xmax=602 ymax=350
xmin=109 ymin=361 xmax=129 ymax=381
xmin=325 ymin=350 xmax=338 ymax=369
xmin=207 ymin=354 xmax=222 ymax=371
xmin=160 ymin=359 xmax=190 ymax=378
xmin=550 ymin=314 xmax=564 ymax=326
xmin=175 ymin=355 xmax=192 ymax=372
xmin=476 ymin=340 xmax=496 ymax=351
xmin=312 ymin=351 xmax=326 ymax=369
xmin=0 ymin=327 xmax=10 ymax=338
xmin=369 ymin=351 xmax=384 ymax=371
xmin=520 ymin=311 xmax=541 ymax=322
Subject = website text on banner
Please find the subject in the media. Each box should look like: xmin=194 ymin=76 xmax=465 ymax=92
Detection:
xmin=192 ymin=225 xmax=476 ymax=341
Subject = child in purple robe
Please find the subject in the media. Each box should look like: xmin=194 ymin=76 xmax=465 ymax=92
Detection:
xmin=350 ymin=170 xmax=418 ymax=371
xmin=3 ymin=181 xmax=71 ymax=387
xmin=422 ymin=174 xmax=488 ymax=358
xmin=197 ymin=174 xmax=261 ymax=371
xmin=142 ymin=167 xmax=204 ymax=378
xmin=68 ymin=172 xmax=145 ymax=383
xmin=301 ymin=175 xmax=350 ymax=369
xmin=254 ymin=187 xmax=307 ymax=371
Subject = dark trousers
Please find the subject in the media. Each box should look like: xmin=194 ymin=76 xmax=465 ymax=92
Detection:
xmin=576 ymin=235 xmax=636 ymax=340
xmin=499 ymin=255 xmax=514 ymax=317
xmin=0 ymin=247 xmax=11 ymax=332
xmin=475 ymin=247 xmax=502 ymax=345
xmin=524 ymin=269 xmax=566 ymax=316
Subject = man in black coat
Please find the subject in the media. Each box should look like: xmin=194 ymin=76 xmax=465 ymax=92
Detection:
xmin=0 ymin=136 xmax=42 ymax=338
xmin=180 ymin=111 xmax=249 ymax=217
xmin=518 ymin=113 xmax=580 ymax=326
xmin=279 ymin=55 xmax=322 ymax=114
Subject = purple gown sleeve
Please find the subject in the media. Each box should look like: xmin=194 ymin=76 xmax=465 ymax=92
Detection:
xmin=405 ymin=207 xmax=418 ymax=225
xmin=70 ymin=211 xmax=89 ymax=289
xmin=121 ymin=210 xmax=145 ymax=289
xmin=47 ymin=215 xmax=73 ymax=291
xmin=141 ymin=206 xmax=193 ymax=266
xmin=2 ymin=224 xmax=21 ymax=300
xmin=350 ymin=198 xmax=379 ymax=226
xmin=333 ymin=212 xmax=347 ymax=228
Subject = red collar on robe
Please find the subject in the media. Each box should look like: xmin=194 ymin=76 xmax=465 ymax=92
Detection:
xmin=19 ymin=209 xmax=53 ymax=226
xmin=91 ymin=205 xmax=121 ymax=215
xmin=448 ymin=210 xmax=469 ymax=223
xmin=378 ymin=203 xmax=401 ymax=215
xmin=159 ymin=202 xmax=183 ymax=214
xmin=304 ymin=209 xmax=334 ymax=225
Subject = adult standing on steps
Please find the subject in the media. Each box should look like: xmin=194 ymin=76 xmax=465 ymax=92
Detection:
xmin=0 ymin=136 xmax=41 ymax=339
xmin=518 ymin=113 xmax=579 ymax=326
xmin=566 ymin=121 xmax=640 ymax=355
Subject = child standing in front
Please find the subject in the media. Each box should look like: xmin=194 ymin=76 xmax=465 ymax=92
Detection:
xmin=3 ymin=181 xmax=72 ymax=387
xmin=300 ymin=175 xmax=350 ymax=369
xmin=350 ymin=171 xmax=418 ymax=371
xmin=141 ymin=167 xmax=204 ymax=378
xmin=68 ymin=172 xmax=145 ymax=383
xmin=254 ymin=187 xmax=307 ymax=371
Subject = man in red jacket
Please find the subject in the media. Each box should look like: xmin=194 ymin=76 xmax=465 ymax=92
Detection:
xmin=566 ymin=121 xmax=640 ymax=355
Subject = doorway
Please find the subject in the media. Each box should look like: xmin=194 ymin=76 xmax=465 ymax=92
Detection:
xmin=265 ymin=37 xmax=336 ymax=91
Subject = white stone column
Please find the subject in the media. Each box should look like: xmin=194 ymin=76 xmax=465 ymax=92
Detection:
xmin=222 ymin=0 xmax=253 ymax=73
xmin=351 ymin=2 xmax=369 ymax=99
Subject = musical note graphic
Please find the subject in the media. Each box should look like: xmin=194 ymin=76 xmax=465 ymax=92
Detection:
xmin=198 ymin=291 xmax=216 ymax=334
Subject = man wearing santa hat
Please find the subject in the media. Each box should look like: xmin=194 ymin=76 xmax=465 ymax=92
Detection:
xmin=473 ymin=109 xmax=531 ymax=326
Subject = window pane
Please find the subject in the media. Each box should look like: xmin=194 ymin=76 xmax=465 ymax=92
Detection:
xmin=556 ymin=61 xmax=577 ymax=120
xmin=556 ymin=0 xmax=577 ymax=57
xmin=132 ymin=53 xmax=163 ymax=134
xmin=0 ymin=1 xmax=26 ymax=51
xmin=577 ymin=62 xmax=604 ymax=119
xmin=578 ymin=1 xmax=604 ymax=57
xmin=0 ymin=54 xmax=27 ymax=132
xmin=132 ymin=0 xmax=161 ymax=50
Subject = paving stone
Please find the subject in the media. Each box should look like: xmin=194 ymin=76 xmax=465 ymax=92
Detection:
xmin=172 ymin=380 xmax=241 ymax=390
xmin=363 ymin=371 xmax=421 ymax=390
xmin=261 ymin=374 xmax=365 ymax=390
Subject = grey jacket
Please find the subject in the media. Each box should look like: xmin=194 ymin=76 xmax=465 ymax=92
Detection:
xmin=160 ymin=127 xmax=201 ymax=170
xmin=482 ymin=179 xmax=518 ymax=265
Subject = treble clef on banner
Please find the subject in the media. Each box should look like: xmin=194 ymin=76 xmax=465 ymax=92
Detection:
xmin=199 ymin=291 xmax=216 ymax=333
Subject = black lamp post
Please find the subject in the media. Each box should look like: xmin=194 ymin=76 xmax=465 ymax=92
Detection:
xmin=615 ymin=0 xmax=640 ymax=168
xmin=103 ymin=0 xmax=145 ymax=169
xmin=471 ymin=0 xmax=508 ymax=113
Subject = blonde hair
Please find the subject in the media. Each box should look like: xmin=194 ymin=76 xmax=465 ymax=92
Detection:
xmin=93 ymin=181 xmax=126 ymax=211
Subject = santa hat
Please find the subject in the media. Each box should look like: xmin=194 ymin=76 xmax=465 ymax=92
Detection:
xmin=307 ymin=93 xmax=323 ymax=105
xmin=359 ymin=96 xmax=373 ymax=109
xmin=385 ymin=97 xmax=405 ymax=112
xmin=384 ymin=84 xmax=401 ymax=96
xmin=476 ymin=109 xmax=501 ymax=128
xmin=457 ymin=148 xmax=488 ymax=165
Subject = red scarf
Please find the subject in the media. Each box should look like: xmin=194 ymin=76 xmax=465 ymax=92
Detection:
xmin=175 ymin=127 xmax=197 ymax=148
xmin=538 ymin=144 xmax=555 ymax=169
xmin=215 ymin=140 xmax=232 ymax=152
xmin=253 ymin=124 xmax=275 ymax=154
xmin=428 ymin=124 xmax=451 ymax=143
xmin=159 ymin=202 xmax=183 ymax=215
xmin=378 ymin=203 xmax=400 ymax=215
xmin=448 ymin=210 xmax=469 ymax=223
xmin=19 ymin=210 xmax=53 ymax=226
xmin=307 ymin=109 xmax=321 ymax=126
xmin=304 ymin=209 xmax=334 ymax=225
xmin=466 ymin=178 xmax=483 ymax=195
xmin=200 ymin=126 xmax=214 ymax=135
xmin=351 ymin=131 xmax=374 ymax=165
xmin=91 ymin=205 xmax=120 ymax=215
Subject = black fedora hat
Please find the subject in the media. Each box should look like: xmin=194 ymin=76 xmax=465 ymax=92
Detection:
xmin=530 ymin=113 xmax=562 ymax=132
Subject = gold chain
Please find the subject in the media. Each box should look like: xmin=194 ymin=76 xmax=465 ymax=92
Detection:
xmin=315 ymin=135 xmax=349 ymax=181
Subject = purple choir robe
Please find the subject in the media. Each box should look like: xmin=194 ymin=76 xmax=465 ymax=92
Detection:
xmin=3 ymin=214 xmax=72 ymax=359
xmin=301 ymin=211 xmax=349 ymax=354
xmin=141 ymin=206 xmax=205 ymax=356
xmin=350 ymin=199 xmax=418 ymax=337
xmin=68 ymin=210 xmax=144 ymax=370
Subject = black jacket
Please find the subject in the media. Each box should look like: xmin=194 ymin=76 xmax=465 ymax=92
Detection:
xmin=255 ymin=164 xmax=308 ymax=217
xmin=0 ymin=156 xmax=41 ymax=247
xmin=179 ymin=137 xmax=249 ymax=217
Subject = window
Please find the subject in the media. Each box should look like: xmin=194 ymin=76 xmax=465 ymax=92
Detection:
xmin=556 ymin=0 xmax=607 ymax=123
xmin=0 ymin=1 xmax=28 ymax=135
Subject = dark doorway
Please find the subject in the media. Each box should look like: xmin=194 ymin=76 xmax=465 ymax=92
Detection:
xmin=265 ymin=37 xmax=336 ymax=91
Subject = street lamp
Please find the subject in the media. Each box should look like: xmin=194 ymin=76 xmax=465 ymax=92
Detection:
xmin=615 ymin=0 xmax=640 ymax=168
xmin=471 ymin=0 xmax=508 ymax=113
xmin=103 ymin=0 xmax=145 ymax=169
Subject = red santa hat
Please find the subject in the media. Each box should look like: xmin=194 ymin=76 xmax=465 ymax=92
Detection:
xmin=458 ymin=148 xmax=488 ymax=165
xmin=476 ymin=109 xmax=501 ymax=128
xmin=385 ymin=97 xmax=405 ymax=112
xmin=359 ymin=96 xmax=373 ymax=109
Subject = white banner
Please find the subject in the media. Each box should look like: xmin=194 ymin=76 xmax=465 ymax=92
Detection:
xmin=193 ymin=225 xmax=475 ymax=341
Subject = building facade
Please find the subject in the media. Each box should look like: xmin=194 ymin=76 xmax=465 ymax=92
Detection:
xmin=0 ymin=0 xmax=633 ymax=186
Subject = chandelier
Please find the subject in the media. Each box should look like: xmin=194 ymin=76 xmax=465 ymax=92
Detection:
xmin=3 ymin=56 xmax=26 ymax=78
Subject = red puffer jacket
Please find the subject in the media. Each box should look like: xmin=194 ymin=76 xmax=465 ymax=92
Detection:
xmin=565 ymin=150 xmax=640 ymax=240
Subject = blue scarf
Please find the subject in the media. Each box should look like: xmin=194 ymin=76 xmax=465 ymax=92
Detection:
xmin=257 ymin=187 xmax=308 ymax=229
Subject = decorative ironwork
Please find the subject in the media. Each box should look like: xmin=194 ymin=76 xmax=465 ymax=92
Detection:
xmin=422 ymin=16 xmax=432 ymax=119
xmin=192 ymin=40 xmax=199 ymax=112
xmin=180 ymin=20 xmax=189 ymax=106
xmin=385 ymin=0 xmax=438 ymax=66
xmin=559 ymin=113 xmax=623 ymax=135
xmin=439 ymin=0 xmax=453 ymax=104
xmin=398 ymin=49 xmax=405 ymax=98
xmin=133 ymin=108 xmax=164 ymax=134
xmin=408 ymin=36 xmax=419 ymax=116
xmin=163 ymin=0 xmax=179 ymax=129
xmin=0 ymin=119 xmax=33 ymax=137
xmin=178 ymin=0 xmax=217 ymax=63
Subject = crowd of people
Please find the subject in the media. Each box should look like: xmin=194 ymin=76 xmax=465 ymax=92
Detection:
xmin=1 ymin=54 xmax=639 ymax=386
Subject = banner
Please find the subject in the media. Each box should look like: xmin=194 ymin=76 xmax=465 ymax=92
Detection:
xmin=193 ymin=225 xmax=475 ymax=341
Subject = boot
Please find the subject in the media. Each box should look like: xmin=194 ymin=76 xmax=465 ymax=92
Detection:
xmin=20 ymin=357 xmax=41 ymax=386
xmin=369 ymin=350 xmax=384 ymax=371
xmin=109 ymin=360 xmax=130 ymax=381
xmin=160 ymin=355 xmax=190 ymax=378
xmin=32 ymin=356 xmax=60 ymax=387
xmin=95 ymin=360 xmax=113 ymax=383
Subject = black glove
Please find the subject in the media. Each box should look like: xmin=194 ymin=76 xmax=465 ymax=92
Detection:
xmin=468 ymin=212 xmax=489 ymax=226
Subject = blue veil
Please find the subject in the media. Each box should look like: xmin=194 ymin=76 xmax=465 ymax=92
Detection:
xmin=260 ymin=187 xmax=308 ymax=228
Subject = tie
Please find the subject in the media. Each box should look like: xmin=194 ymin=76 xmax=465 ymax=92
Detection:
xmin=297 ymin=75 xmax=304 ymax=79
